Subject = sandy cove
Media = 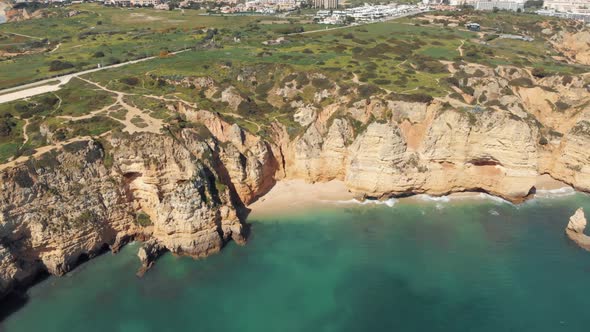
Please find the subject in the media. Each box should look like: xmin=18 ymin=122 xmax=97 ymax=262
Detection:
xmin=248 ymin=174 xmax=573 ymax=217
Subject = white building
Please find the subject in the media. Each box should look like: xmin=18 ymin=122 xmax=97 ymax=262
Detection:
xmin=314 ymin=4 xmax=423 ymax=24
xmin=544 ymin=0 xmax=590 ymax=13
xmin=108 ymin=0 xmax=161 ymax=6
xmin=313 ymin=0 xmax=338 ymax=9
xmin=474 ymin=0 xmax=525 ymax=11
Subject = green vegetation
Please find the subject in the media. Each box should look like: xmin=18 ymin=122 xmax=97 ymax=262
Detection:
xmin=135 ymin=211 xmax=152 ymax=227
xmin=0 ymin=6 xmax=589 ymax=165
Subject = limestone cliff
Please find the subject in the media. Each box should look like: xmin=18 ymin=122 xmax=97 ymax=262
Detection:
xmin=565 ymin=208 xmax=590 ymax=251
xmin=551 ymin=31 xmax=590 ymax=66
xmin=0 ymin=130 xmax=245 ymax=298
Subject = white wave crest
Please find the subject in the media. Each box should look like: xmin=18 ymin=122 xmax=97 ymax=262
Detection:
xmin=534 ymin=187 xmax=575 ymax=198
xmin=475 ymin=193 xmax=513 ymax=205
xmin=414 ymin=194 xmax=451 ymax=202
xmin=327 ymin=198 xmax=398 ymax=207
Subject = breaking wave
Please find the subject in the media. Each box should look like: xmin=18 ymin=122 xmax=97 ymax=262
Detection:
xmin=326 ymin=198 xmax=398 ymax=207
xmin=534 ymin=187 xmax=575 ymax=199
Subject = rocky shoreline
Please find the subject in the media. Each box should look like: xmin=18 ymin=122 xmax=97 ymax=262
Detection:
xmin=2 ymin=63 xmax=590 ymax=302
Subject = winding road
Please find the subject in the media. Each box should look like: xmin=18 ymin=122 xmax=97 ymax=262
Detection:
xmin=0 ymin=48 xmax=191 ymax=104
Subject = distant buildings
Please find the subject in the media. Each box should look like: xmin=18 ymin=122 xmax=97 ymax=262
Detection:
xmin=538 ymin=0 xmax=590 ymax=22
xmin=314 ymin=4 xmax=424 ymax=24
xmin=474 ymin=0 xmax=525 ymax=11
xmin=537 ymin=9 xmax=590 ymax=21
xmin=448 ymin=0 xmax=526 ymax=11
xmin=544 ymin=0 xmax=590 ymax=13
xmin=313 ymin=0 xmax=338 ymax=10
xmin=107 ymin=0 xmax=162 ymax=6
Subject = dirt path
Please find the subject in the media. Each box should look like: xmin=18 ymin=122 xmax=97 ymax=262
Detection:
xmin=49 ymin=43 xmax=61 ymax=53
xmin=457 ymin=40 xmax=465 ymax=57
xmin=76 ymin=77 xmax=164 ymax=134
xmin=21 ymin=118 xmax=30 ymax=145
xmin=0 ymin=133 xmax=110 ymax=172
xmin=3 ymin=31 xmax=42 ymax=40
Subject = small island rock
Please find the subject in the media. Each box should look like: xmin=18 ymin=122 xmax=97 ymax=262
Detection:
xmin=565 ymin=208 xmax=590 ymax=251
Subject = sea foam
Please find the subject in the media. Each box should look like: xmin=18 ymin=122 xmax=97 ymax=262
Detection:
xmin=327 ymin=198 xmax=398 ymax=207
xmin=534 ymin=187 xmax=575 ymax=199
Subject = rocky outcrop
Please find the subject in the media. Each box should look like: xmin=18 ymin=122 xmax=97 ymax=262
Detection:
xmin=565 ymin=208 xmax=590 ymax=251
xmin=0 ymin=130 xmax=246 ymax=298
xmin=137 ymin=239 xmax=164 ymax=277
xmin=282 ymin=104 xmax=540 ymax=202
xmin=551 ymin=31 xmax=590 ymax=66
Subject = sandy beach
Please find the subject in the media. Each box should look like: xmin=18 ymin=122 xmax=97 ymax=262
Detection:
xmin=248 ymin=174 xmax=574 ymax=217
xmin=248 ymin=180 xmax=354 ymax=217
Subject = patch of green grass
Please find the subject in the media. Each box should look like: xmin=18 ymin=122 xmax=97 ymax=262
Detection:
xmin=53 ymin=78 xmax=116 ymax=116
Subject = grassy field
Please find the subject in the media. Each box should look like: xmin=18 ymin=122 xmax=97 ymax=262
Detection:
xmin=0 ymin=3 xmax=288 ymax=89
xmin=0 ymin=6 xmax=589 ymax=164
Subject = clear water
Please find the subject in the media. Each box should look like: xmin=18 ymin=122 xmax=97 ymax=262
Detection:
xmin=2 ymin=194 xmax=590 ymax=332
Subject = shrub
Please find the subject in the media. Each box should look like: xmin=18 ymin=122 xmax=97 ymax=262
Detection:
xmin=255 ymin=81 xmax=274 ymax=99
xmin=311 ymin=78 xmax=333 ymax=90
xmin=358 ymin=84 xmax=383 ymax=98
xmin=48 ymin=60 xmax=74 ymax=72
xmin=136 ymin=212 xmax=152 ymax=227
xmin=508 ymin=77 xmax=534 ymax=87
xmin=531 ymin=67 xmax=548 ymax=78
xmin=120 ymin=76 xmax=140 ymax=86
xmin=555 ymin=101 xmax=570 ymax=112
xmin=0 ymin=115 xmax=16 ymax=137
xmin=539 ymin=136 xmax=548 ymax=145
xmin=388 ymin=93 xmax=433 ymax=104
xmin=93 ymin=51 xmax=105 ymax=58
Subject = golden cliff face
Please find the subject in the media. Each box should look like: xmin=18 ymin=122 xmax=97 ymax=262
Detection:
xmin=0 ymin=131 xmax=245 ymax=297
xmin=277 ymin=65 xmax=590 ymax=202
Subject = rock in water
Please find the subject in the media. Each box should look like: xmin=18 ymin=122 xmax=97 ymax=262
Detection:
xmin=137 ymin=240 xmax=164 ymax=277
xmin=565 ymin=208 xmax=590 ymax=251
xmin=567 ymin=208 xmax=587 ymax=233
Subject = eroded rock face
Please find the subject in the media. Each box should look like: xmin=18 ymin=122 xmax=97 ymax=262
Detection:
xmin=565 ymin=208 xmax=590 ymax=251
xmin=551 ymin=31 xmax=590 ymax=65
xmin=0 ymin=131 xmax=245 ymax=298
xmin=284 ymin=105 xmax=541 ymax=201
xmin=546 ymin=121 xmax=590 ymax=192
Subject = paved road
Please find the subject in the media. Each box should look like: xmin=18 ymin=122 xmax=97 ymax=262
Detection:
xmin=0 ymin=49 xmax=190 ymax=104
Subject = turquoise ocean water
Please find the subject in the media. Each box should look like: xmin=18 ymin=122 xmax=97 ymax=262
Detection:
xmin=2 ymin=192 xmax=590 ymax=331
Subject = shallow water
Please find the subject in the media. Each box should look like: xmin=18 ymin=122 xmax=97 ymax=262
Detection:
xmin=2 ymin=193 xmax=590 ymax=331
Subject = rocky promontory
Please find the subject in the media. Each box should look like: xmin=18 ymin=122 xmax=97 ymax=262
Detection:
xmin=0 ymin=130 xmax=248 ymax=298
xmin=566 ymin=208 xmax=590 ymax=251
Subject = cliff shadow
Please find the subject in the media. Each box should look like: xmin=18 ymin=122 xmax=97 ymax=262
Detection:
xmin=0 ymin=291 xmax=29 ymax=323
xmin=0 ymin=270 xmax=49 ymax=324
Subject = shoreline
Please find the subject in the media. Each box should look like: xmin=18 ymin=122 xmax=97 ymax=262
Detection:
xmin=248 ymin=174 xmax=576 ymax=218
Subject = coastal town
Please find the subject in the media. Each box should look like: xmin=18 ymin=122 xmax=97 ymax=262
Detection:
xmin=1 ymin=0 xmax=590 ymax=21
